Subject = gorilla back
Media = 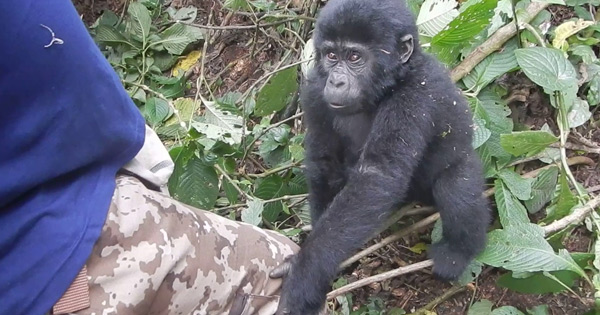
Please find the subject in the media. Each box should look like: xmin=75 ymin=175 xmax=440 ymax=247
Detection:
xmin=270 ymin=0 xmax=491 ymax=314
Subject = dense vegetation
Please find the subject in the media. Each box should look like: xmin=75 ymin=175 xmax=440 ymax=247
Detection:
xmin=84 ymin=0 xmax=600 ymax=313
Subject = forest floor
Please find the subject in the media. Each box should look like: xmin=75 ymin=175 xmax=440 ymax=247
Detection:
xmin=72 ymin=0 xmax=600 ymax=314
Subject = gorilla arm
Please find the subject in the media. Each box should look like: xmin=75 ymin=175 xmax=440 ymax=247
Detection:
xmin=272 ymin=103 xmax=434 ymax=315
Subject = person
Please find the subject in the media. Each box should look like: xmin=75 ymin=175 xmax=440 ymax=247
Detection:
xmin=0 ymin=1 xmax=298 ymax=314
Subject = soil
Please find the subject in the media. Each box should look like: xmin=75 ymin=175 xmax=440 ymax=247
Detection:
xmin=71 ymin=1 xmax=600 ymax=314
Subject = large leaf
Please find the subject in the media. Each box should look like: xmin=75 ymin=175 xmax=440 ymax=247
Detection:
xmin=524 ymin=166 xmax=559 ymax=214
xmin=498 ymin=169 xmax=533 ymax=201
xmin=255 ymin=66 xmax=298 ymax=117
xmin=127 ymin=2 xmax=152 ymax=43
xmin=254 ymin=175 xmax=288 ymax=222
xmin=497 ymin=252 xmax=592 ymax=294
xmin=95 ymin=25 xmax=136 ymax=48
xmin=416 ymin=0 xmax=458 ymax=37
xmin=145 ymin=97 xmax=171 ymax=125
xmin=463 ymin=38 xmax=518 ymax=91
xmin=472 ymin=117 xmax=491 ymax=149
xmin=241 ymin=199 xmax=264 ymax=226
xmin=430 ymin=0 xmax=497 ymax=63
xmin=515 ymin=47 xmax=578 ymax=92
xmin=155 ymin=23 xmax=204 ymax=55
xmin=544 ymin=172 xmax=578 ymax=222
xmin=494 ymin=179 xmax=530 ymax=228
xmin=168 ymin=155 xmax=219 ymax=209
xmin=567 ymin=98 xmax=591 ymax=128
xmin=500 ymin=131 xmax=558 ymax=157
xmin=192 ymin=98 xmax=245 ymax=145
xmin=492 ymin=307 xmax=525 ymax=315
xmin=478 ymin=223 xmax=586 ymax=277
xmin=468 ymin=300 xmax=493 ymax=315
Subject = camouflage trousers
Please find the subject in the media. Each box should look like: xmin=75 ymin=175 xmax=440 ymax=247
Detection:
xmin=57 ymin=175 xmax=299 ymax=315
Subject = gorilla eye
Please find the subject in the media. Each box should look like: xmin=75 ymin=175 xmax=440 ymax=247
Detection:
xmin=348 ymin=53 xmax=361 ymax=62
xmin=326 ymin=52 xmax=338 ymax=60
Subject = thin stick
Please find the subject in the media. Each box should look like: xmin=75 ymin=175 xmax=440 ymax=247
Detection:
xmin=215 ymin=164 xmax=248 ymax=198
xmin=409 ymin=285 xmax=467 ymax=314
xmin=543 ymin=194 xmax=600 ymax=235
xmin=326 ymin=260 xmax=434 ymax=300
xmin=190 ymin=18 xmax=297 ymax=30
xmin=450 ymin=2 xmax=549 ymax=82
xmin=340 ymin=213 xmax=441 ymax=268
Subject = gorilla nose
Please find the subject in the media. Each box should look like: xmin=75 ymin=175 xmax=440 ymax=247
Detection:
xmin=329 ymin=73 xmax=347 ymax=88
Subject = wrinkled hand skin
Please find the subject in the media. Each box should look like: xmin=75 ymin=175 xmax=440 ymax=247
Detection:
xmin=270 ymin=254 xmax=329 ymax=315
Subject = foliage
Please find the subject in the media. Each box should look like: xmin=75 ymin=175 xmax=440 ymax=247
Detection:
xmin=89 ymin=0 xmax=600 ymax=312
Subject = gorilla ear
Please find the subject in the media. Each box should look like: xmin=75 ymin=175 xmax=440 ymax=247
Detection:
xmin=399 ymin=34 xmax=414 ymax=63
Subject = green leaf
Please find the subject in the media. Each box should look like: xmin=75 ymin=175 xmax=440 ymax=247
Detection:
xmin=192 ymin=98 xmax=245 ymax=145
xmin=498 ymin=169 xmax=533 ymax=201
xmin=567 ymin=98 xmax=591 ymax=128
xmin=492 ymin=306 xmax=525 ymax=315
xmin=223 ymin=181 xmax=239 ymax=204
xmin=472 ymin=117 xmax=491 ymax=149
xmin=254 ymin=175 xmax=288 ymax=222
xmin=430 ymin=0 xmax=497 ymax=63
xmin=497 ymin=270 xmax=580 ymax=294
xmin=155 ymin=23 xmax=204 ymax=55
xmin=145 ymin=97 xmax=171 ymax=125
xmin=500 ymin=131 xmax=558 ymax=157
xmin=463 ymin=38 xmax=518 ymax=91
xmin=478 ymin=223 xmax=587 ymax=277
xmin=241 ymin=199 xmax=264 ymax=226
xmin=497 ymin=253 xmax=592 ymax=294
xmin=587 ymin=76 xmax=600 ymax=106
xmin=515 ymin=47 xmax=578 ymax=91
xmin=524 ymin=166 xmax=559 ymax=214
xmin=457 ymin=260 xmax=483 ymax=285
xmin=255 ymin=66 xmax=298 ymax=116
xmin=544 ymin=172 xmax=578 ymax=222
xmin=288 ymin=173 xmax=308 ymax=195
xmin=494 ymin=179 xmax=530 ymax=228
xmin=127 ymin=2 xmax=152 ymax=42
xmin=468 ymin=300 xmax=493 ymax=315
xmin=168 ymin=155 xmax=218 ymax=209
xmin=415 ymin=0 xmax=459 ymax=37
xmin=95 ymin=25 xmax=136 ymax=48
xmin=527 ymin=305 xmax=549 ymax=315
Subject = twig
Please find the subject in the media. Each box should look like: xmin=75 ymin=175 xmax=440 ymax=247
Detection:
xmin=216 ymin=193 xmax=309 ymax=213
xmin=543 ymin=194 xmax=600 ymax=235
xmin=326 ymin=260 xmax=434 ymax=300
xmin=450 ymin=2 xmax=549 ymax=82
xmin=215 ymin=164 xmax=248 ymax=198
xmin=520 ymin=22 xmax=546 ymax=47
xmin=246 ymin=161 xmax=303 ymax=178
xmin=409 ymin=285 xmax=467 ymax=314
xmin=340 ymin=213 xmax=441 ymax=268
xmin=190 ymin=18 xmax=297 ymax=30
xmin=550 ymin=142 xmax=600 ymax=154
xmin=238 ymin=57 xmax=315 ymax=104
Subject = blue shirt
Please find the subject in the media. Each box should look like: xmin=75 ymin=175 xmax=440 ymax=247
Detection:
xmin=0 ymin=1 xmax=145 ymax=314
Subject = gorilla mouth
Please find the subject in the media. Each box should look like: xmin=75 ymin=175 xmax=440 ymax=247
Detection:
xmin=329 ymin=103 xmax=345 ymax=109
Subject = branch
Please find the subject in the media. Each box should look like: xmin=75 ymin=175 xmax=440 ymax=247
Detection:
xmin=190 ymin=18 xmax=298 ymax=30
xmin=543 ymin=194 xmax=600 ymax=235
xmin=450 ymin=2 xmax=549 ymax=82
xmin=326 ymin=260 xmax=434 ymax=300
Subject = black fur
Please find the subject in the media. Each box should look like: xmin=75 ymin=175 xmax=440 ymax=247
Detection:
xmin=273 ymin=0 xmax=491 ymax=313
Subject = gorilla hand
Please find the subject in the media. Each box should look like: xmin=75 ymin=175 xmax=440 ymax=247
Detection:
xmin=270 ymin=254 xmax=328 ymax=315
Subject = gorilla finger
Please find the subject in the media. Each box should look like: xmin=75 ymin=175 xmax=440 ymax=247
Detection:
xmin=270 ymin=260 xmax=293 ymax=278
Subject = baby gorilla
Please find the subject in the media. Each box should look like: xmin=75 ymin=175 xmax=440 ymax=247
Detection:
xmin=270 ymin=0 xmax=491 ymax=313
